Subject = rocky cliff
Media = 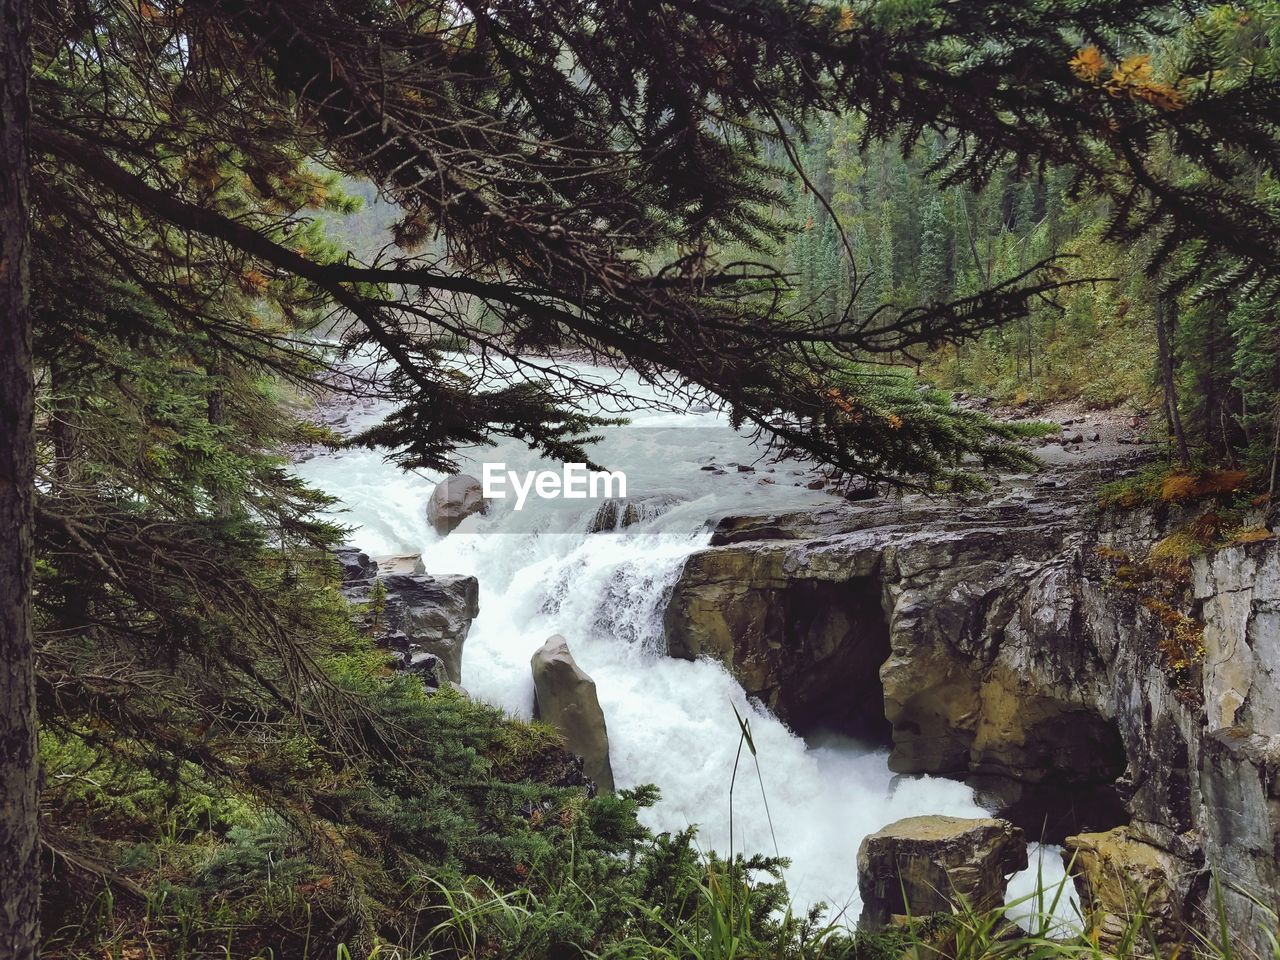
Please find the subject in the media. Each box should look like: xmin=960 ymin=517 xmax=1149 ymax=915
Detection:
xmin=663 ymin=459 xmax=1280 ymax=948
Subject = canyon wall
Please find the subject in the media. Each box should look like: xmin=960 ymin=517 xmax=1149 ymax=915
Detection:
xmin=664 ymin=463 xmax=1280 ymax=948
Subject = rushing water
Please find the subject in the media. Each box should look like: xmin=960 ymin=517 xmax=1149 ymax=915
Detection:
xmin=294 ymin=358 xmax=1077 ymax=927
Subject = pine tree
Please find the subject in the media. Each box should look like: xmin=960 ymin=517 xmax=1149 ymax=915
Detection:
xmin=919 ymin=197 xmax=951 ymax=304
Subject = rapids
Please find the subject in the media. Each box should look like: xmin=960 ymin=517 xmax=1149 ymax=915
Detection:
xmin=293 ymin=358 xmax=1078 ymax=927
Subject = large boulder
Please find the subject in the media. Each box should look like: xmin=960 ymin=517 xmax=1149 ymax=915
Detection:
xmin=1064 ymin=826 xmax=1197 ymax=950
xmin=343 ymin=572 xmax=479 ymax=684
xmin=857 ymin=815 xmax=1027 ymax=930
xmin=530 ymin=635 xmax=615 ymax=793
xmin=374 ymin=553 xmax=426 ymax=576
xmin=427 ymin=474 xmax=488 ymax=536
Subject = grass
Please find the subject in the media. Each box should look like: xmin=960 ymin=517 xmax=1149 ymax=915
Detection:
xmin=1002 ymin=419 xmax=1066 ymax=439
xmin=1098 ymin=465 xmax=1252 ymax=510
xmin=45 ymin=689 xmax=1280 ymax=960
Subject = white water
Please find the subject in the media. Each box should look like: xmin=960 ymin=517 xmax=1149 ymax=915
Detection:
xmin=295 ymin=358 xmax=1077 ymax=926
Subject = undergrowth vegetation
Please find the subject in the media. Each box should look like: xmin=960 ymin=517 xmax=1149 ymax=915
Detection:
xmin=1096 ymin=465 xmax=1275 ymax=696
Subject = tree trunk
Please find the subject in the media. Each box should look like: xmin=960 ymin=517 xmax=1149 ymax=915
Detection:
xmin=1155 ymin=295 xmax=1191 ymax=468
xmin=207 ymin=355 xmax=232 ymax=517
xmin=0 ymin=0 xmax=39 ymax=957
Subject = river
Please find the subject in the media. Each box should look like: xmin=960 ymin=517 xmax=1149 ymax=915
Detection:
xmin=293 ymin=356 xmax=1077 ymax=929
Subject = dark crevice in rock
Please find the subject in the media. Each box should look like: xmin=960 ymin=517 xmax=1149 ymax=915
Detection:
xmin=969 ymin=775 xmax=1128 ymax=845
xmin=778 ymin=578 xmax=893 ymax=743
xmin=664 ymin=559 xmax=893 ymax=745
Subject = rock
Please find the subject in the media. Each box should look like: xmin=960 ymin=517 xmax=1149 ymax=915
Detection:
xmin=333 ymin=547 xmax=377 ymax=583
xmin=737 ymin=464 xmax=755 ymax=473
xmin=857 ymin=816 xmax=1027 ymax=929
xmin=842 ymin=479 xmax=878 ymax=501
xmin=342 ymin=573 xmax=479 ymax=683
xmin=1066 ymin=432 xmax=1085 ymax=444
xmin=662 ymin=463 xmax=1141 ymax=836
xmin=587 ymin=494 xmax=685 ymax=533
xmin=1064 ymin=826 xmax=1196 ymax=949
xmin=405 ymin=651 xmax=444 ymax=687
xmin=530 ymin=636 xmax=615 ymax=793
xmin=374 ymin=553 xmax=426 ymax=576
xmin=806 ymin=478 xmax=826 ymax=490
xmin=664 ymin=543 xmax=892 ymax=739
xmin=700 ymin=464 xmax=719 ymax=471
xmin=427 ymin=474 xmax=489 ymax=536
xmin=1088 ymin=432 xmax=1102 ymax=442
xmin=659 ymin=459 xmax=1280 ymax=950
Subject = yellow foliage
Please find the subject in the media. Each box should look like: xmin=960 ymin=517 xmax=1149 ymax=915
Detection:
xmin=1130 ymin=81 xmax=1187 ymax=111
xmin=1159 ymin=469 xmax=1247 ymax=502
xmin=1149 ymin=532 xmax=1198 ymax=583
xmin=1069 ymin=46 xmax=1107 ymax=81
xmin=825 ymin=387 xmax=854 ymax=414
xmin=885 ymin=412 xmax=904 ymax=429
xmin=1228 ymin=526 xmax=1275 ymax=546
xmin=240 ymin=270 xmax=270 ymax=296
xmin=1070 ymin=47 xmax=1186 ymax=111
xmin=1111 ymin=54 xmax=1154 ymax=86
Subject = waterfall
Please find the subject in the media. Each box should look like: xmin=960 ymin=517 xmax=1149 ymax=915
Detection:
xmin=294 ymin=358 xmax=1077 ymax=925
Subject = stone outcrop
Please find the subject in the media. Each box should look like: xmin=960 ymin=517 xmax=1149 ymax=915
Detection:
xmin=341 ymin=568 xmax=479 ymax=685
xmin=1064 ymin=826 xmax=1196 ymax=950
xmin=333 ymin=546 xmax=378 ymax=583
xmin=530 ymin=635 xmax=615 ymax=793
xmin=427 ymin=473 xmax=488 ymax=535
xmin=662 ymin=458 xmax=1280 ymax=950
xmin=857 ymin=815 xmax=1027 ymax=929
xmin=374 ymin=553 xmax=426 ymax=576
xmin=587 ymin=494 xmax=686 ymax=533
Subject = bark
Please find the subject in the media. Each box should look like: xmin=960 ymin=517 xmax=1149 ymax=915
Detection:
xmin=0 ymin=0 xmax=38 ymax=957
xmin=1155 ymin=295 xmax=1190 ymax=468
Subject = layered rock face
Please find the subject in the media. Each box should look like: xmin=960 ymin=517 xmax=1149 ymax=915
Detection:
xmin=338 ymin=549 xmax=480 ymax=685
xmin=857 ymin=815 xmax=1026 ymax=929
xmin=663 ymin=461 xmax=1280 ymax=948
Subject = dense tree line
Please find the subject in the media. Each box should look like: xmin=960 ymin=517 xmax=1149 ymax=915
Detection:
xmin=770 ymin=4 xmax=1280 ymax=481
xmin=1 ymin=1 xmax=1279 ymax=956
